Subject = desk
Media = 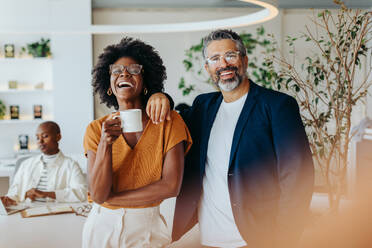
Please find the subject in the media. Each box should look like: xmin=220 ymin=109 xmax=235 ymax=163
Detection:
xmin=0 ymin=207 xmax=86 ymax=248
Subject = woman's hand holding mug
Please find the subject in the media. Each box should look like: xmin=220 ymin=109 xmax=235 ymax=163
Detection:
xmin=101 ymin=113 xmax=123 ymax=145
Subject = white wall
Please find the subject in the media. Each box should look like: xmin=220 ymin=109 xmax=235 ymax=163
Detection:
xmin=52 ymin=34 xmax=93 ymax=155
xmin=92 ymin=8 xmax=282 ymax=117
xmin=0 ymin=0 xmax=91 ymax=33
xmin=0 ymin=0 xmax=50 ymax=31
xmin=92 ymin=8 xmax=371 ymax=125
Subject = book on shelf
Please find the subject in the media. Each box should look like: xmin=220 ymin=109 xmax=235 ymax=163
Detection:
xmin=10 ymin=105 xmax=19 ymax=119
xmin=21 ymin=205 xmax=74 ymax=218
xmin=33 ymin=105 xmax=42 ymax=119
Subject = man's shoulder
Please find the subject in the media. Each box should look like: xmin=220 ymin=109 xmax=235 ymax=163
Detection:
xmin=194 ymin=91 xmax=221 ymax=105
xmin=254 ymin=83 xmax=297 ymax=106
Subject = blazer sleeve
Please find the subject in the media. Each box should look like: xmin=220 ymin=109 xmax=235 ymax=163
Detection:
xmin=270 ymin=95 xmax=314 ymax=247
xmin=55 ymin=161 xmax=88 ymax=202
xmin=179 ymin=95 xmax=201 ymax=129
xmin=6 ymin=162 xmax=28 ymax=203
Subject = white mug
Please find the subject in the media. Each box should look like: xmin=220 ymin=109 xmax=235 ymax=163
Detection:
xmin=113 ymin=109 xmax=143 ymax=133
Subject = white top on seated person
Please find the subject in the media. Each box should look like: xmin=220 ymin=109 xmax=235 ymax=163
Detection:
xmin=0 ymin=121 xmax=87 ymax=207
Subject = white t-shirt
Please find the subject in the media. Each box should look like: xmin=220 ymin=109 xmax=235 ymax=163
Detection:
xmin=198 ymin=93 xmax=248 ymax=248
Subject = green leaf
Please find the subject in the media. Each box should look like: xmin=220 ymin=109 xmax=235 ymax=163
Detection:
xmin=315 ymin=77 xmax=319 ymax=86
xmin=182 ymin=85 xmax=195 ymax=96
xmin=183 ymin=60 xmax=193 ymax=71
xmin=257 ymin=26 xmax=265 ymax=36
xmin=178 ymin=77 xmax=185 ymax=89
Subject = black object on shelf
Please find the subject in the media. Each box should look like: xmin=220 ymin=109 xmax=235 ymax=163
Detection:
xmin=33 ymin=105 xmax=42 ymax=119
xmin=10 ymin=105 xmax=19 ymax=119
xmin=18 ymin=134 xmax=29 ymax=150
xmin=4 ymin=44 xmax=15 ymax=58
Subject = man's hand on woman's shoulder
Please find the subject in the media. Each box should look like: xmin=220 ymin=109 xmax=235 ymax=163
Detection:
xmin=146 ymin=93 xmax=171 ymax=124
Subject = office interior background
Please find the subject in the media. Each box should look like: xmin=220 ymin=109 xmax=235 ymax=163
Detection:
xmin=0 ymin=0 xmax=371 ymax=247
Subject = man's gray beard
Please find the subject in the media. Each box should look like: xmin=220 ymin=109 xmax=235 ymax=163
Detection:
xmin=218 ymin=79 xmax=239 ymax=92
xmin=214 ymin=74 xmax=243 ymax=92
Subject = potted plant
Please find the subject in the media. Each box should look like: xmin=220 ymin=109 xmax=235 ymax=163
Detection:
xmin=178 ymin=1 xmax=372 ymax=212
xmin=0 ymin=99 xmax=6 ymax=120
xmin=266 ymin=1 xmax=372 ymax=212
xmin=178 ymin=26 xmax=275 ymax=96
xmin=26 ymin=38 xmax=52 ymax=58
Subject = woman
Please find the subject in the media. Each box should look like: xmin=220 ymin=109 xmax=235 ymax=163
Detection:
xmin=83 ymin=37 xmax=192 ymax=248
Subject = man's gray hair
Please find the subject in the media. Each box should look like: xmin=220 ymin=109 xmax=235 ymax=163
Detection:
xmin=202 ymin=29 xmax=247 ymax=60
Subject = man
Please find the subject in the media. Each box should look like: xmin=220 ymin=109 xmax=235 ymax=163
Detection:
xmin=147 ymin=29 xmax=314 ymax=248
xmin=0 ymin=121 xmax=87 ymax=206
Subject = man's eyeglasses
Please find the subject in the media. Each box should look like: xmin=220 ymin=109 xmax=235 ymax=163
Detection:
xmin=206 ymin=51 xmax=240 ymax=66
xmin=110 ymin=64 xmax=143 ymax=76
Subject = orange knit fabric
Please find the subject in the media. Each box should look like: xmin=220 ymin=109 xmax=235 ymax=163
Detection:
xmin=83 ymin=110 xmax=192 ymax=209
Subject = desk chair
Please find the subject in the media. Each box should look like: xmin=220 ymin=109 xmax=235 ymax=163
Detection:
xmin=11 ymin=156 xmax=32 ymax=185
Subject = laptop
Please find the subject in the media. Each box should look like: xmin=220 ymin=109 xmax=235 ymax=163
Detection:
xmin=0 ymin=199 xmax=28 ymax=215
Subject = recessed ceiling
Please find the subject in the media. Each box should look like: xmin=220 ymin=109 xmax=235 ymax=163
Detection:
xmin=92 ymin=0 xmax=372 ymax=9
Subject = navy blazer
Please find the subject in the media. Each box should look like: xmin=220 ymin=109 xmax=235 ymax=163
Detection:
xmin=172 ymin=81 xmax=314 ymax=248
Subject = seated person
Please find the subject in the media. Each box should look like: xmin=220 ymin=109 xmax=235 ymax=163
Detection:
xmin=0 ymin=121 xmax=87 ymax=206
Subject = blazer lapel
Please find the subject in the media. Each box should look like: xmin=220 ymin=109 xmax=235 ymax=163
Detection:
xmin=200 ymin=93 xmax=223 ymax=178
xmin=228 ymin=81 xmax=259 ymax=167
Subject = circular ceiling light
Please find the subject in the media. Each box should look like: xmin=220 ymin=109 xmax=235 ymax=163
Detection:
xmin=92 ymin=0 xmax=279 ymax=34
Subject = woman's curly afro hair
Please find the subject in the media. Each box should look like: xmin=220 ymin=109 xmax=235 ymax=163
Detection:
xmin=92 ymin=37 xmax=167 ymax=110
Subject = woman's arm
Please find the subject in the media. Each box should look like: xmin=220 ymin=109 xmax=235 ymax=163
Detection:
xmin=88 ymin=117 xmax=122 ymax=204
xmin=106 ymin=142 xmax=184 ymax=207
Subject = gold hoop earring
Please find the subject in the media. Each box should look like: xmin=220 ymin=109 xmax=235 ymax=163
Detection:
xmin=107 ymin=88 xmax=112 ymax=96
xmin=143 ymin=88 xmax=148 ymax=95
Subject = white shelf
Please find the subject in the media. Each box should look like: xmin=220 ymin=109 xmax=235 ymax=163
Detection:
xmin=0 ymin=119 xmax=48 ymax=124
xmin=0 ymin=57 xmax=52 ymax=62
xmin=0 ymin=89 xmax=52 ymax=93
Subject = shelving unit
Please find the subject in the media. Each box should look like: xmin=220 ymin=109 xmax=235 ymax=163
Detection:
xmin=0 ymin=57 xmax=51 ymax=61
xmin=0 ymin=0 xmax=94 ymax=170
xmin=0 ymin=44 xmax=53 ymax=157
xmin=0 ymin=89 xmax=52 ymax=93
xmin=0 ymin=119 xmax=49 ymax=124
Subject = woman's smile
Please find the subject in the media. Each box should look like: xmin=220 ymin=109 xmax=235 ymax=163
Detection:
xmin=117 ymin=81 xmax=133 ymax=88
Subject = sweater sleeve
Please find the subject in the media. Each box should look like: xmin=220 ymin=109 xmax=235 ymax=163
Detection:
xmin=164 ymin=111 xmax=192 ymax=155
